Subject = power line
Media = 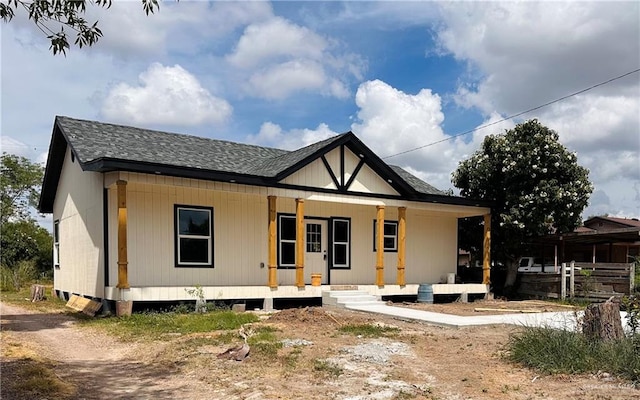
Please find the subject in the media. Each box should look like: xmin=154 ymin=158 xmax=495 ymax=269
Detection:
xmin=382 ymin=68 xmax=640 ymax=160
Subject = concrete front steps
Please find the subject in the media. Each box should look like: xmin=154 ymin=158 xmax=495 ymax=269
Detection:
xmin=322 ymin=290 xmax=385 ymax=308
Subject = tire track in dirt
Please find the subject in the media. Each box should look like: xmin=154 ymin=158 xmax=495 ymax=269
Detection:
xmin=0 ymin=303 xmax=213 ymax=400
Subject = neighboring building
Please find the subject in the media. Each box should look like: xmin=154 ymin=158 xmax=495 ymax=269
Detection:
xmin=38 ymin=116 xmax=491 ymax=307
xmin=532 ymin=216 xmax=640 ymax=264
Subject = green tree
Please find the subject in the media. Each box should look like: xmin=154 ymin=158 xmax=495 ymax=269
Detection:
xmin=0 ymin=0 xmax=160 ymax=55
xmin=452 ymin=120 xmax=592 ymax=292
xmin=1 ymin=153 xmax=44 ymax=223
xmin=0 ymin=220 xmax=52 ymax=273
xmin=0 ymin=153 xmax=52 ymax=276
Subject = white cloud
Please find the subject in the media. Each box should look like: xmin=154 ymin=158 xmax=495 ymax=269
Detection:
xmin=227 ymin=17 xmax=326 ymax=68
xmin=101 ymin=63 xmax=232 ymax=126
xmin=83 ymin=1 xmax=274 ymax=58
xmin=433 ymin=1 xmax=640 ymax=217
xmin=350 ymin=80 xmax=452 ymax=178
xmin=226 ymin=15 xmax=364 ymax=99
xmin=247 ymin=60 xmax=327 ymax=100
xmin=247 ymin=122 xmax=338 ymax=150
xmin=1 ymin=136 xmax=30 ymax=157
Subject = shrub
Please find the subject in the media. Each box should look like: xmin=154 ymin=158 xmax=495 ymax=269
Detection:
xmin=0 ymin=260 xmax=37 ymax=291
xmin=507 ymin=326 xmax=639 ymax=383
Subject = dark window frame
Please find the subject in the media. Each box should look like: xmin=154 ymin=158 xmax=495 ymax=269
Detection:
xmin=330 ymin=217 xmax=351 ymax=269
xmin=277 ymin=213 xmax=297 ymax=269
xmin=174 ymin=205 xmax=214 ymax=268
xmin=53 ymin=219 xmax=60 ymax=268
xmin=372 ymin=220 xmax=398 ymax=252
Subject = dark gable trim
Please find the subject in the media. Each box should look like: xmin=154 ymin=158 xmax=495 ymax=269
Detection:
xmin=274 ymin=135 xmax=348 ymax=182
xmin=340 ymin=144 xmax=345 ymax=187
xmin=321 ymin=155 xmax=340 ymax=189
xmin=273 ymin=132 xmax=419 ymax=198
xmin=38 ymin=120 xmax=68 ymax=213
xmin=342 ymin=137 xmax=417 ymax=197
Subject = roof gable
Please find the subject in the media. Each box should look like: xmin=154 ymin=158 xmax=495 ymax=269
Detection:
xmin=279 ymin=145 xmax=401 ymax=196
xmin=584 ymin=216 xmax=640 ymax=231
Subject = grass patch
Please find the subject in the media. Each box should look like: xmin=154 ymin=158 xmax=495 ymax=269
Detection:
xmin=282 ymin=347 xmax=302 ymax=370
xmin=338 ymin=323 xmax=400 ymax=338
xmin=1 ymin=333 xmax=76 ymax=399
xmin=507 ymin=326 xmax=640 ymax=382
xmin=247 ymin=326 xmax=282 ymax=357
xmin=79 ymin=310 xmax=260 ymax=340
xmin=313 ymin=359 xmax=343 ymax=378
xmin=0 ymin=282 xmax=69 ymax=313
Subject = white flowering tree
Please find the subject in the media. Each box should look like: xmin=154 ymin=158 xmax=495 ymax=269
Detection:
xmin=452 ymin=119 xmax=592 ymax=292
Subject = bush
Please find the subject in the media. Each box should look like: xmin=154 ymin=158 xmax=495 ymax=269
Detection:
xmin=1 ymin=260 xmax=37 ymax=291
xmin=507 ymin=326 xmax=639 ymax=383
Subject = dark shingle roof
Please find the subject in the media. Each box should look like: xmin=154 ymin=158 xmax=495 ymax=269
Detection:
xmin=245 ymin=135 xmax=346 ymax=177
xmin=39 ymin=116 xmax=490 ymax=212
xmin=389 ymin=165 xmax=445 ymax=196
xmin=56 ymin=116 xmax=289 ymax=176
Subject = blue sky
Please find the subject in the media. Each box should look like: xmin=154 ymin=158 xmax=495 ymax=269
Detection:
xmin=1 ymin=1 xmax=639 ymax=223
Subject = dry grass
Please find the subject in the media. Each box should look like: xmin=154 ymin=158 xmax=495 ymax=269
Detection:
xmin=1 ymin=332 xmax=76 ymax=400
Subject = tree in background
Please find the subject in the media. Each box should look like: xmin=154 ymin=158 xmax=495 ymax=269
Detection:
xmin=452 ymin=120 xmax=592 ymax=293
xmin=0 ymin=153 xmax=51 ymax=287
xmin=0 ymin=0 xmax=160 ymax=55
xmin=1 ymin=153 xmax=44 ymax=224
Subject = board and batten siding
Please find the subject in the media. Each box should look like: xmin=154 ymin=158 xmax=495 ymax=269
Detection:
xmin=53 ymin=147 xmax=104 ymax=298
xmin=279 ymin=146 xmax=399 ymax=196
xmin=107 ymin=176 xmax=269 ymax=288
xmin=105 ymin=171 xmax=483 ymax=289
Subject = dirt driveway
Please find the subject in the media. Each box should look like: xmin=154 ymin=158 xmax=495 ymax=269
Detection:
xmin=1 ymin=301 xmax=638 ymax=400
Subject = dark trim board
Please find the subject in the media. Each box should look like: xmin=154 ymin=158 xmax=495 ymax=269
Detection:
xmin=103 ymin=188 xmax=109 ymax=287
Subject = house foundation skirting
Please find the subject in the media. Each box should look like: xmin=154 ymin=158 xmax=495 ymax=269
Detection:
xmin=103 ymin=284 xmax=488 ymax=302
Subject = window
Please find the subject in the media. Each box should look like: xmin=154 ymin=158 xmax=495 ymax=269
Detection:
xmin=331 ymin=218 xmax=350 ymax=268
xmin=278 ymin=214 xmax=296 ymax=268
xmin=53 ymin=220 xmax=60 ymax=268
xmin=306 ymin=223 xmax=322 ymax=253
xmin=373 ymin=220 xmax=398 ymax=252
xmin=175 ymin=205 xmax=213 ymax=267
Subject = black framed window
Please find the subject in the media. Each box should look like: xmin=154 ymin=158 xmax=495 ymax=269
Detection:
xmin=331 ymin=218 xmax=350 ymax=268
xmin=175 ymin=205 xmax=213 ymax=267
xmin=53 ymin=220 xmax=60 ymax=268
xmin=278 ymin=214 xmax=296 ymax=268
xmin=373 ymin=220 xmax=398 ymax=252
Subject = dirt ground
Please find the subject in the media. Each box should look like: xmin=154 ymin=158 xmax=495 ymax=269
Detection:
xmin=1 ymin=300 xmax=638 ymax=400
xmin=393 ymin=298 xmax=581 ymax=316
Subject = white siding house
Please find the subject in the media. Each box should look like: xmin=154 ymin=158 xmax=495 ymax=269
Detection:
xmin=39 ymin=116 xmax=491 ymax=307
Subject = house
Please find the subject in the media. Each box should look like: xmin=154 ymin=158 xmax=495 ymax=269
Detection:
xmin=564 ymin=216 xmax=640 ymax=263
xmin=528 ymin=216 xmax=640 ymax=265
xmin=38 ymin=116 xmax=492 ymax=310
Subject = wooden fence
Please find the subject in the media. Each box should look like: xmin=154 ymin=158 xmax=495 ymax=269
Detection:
xmin=518 ymin=262 xmax=635 ymax=302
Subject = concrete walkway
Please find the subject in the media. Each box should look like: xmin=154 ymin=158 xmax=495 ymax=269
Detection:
xmin=347 ymin=303 xmax=630 ymax=330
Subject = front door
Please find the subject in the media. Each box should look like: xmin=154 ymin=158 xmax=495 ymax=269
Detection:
xmin=304 ymin=219 xmax=328 ymax=284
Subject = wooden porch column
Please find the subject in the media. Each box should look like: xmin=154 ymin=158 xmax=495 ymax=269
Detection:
xmin=397 ymin=207 xmax=406 ymax=286
xmin=376 ymin=205 xmax=385 ymax=286
xmin=295 ymin=198 xmax=305 ymax=288
xmin=116 ymin=180 xmax=129 ymax=289
xmin=268 ymin=196 xmax=277 ymax=288
xmin=482 ymin=213 xmax=491 ymax=285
